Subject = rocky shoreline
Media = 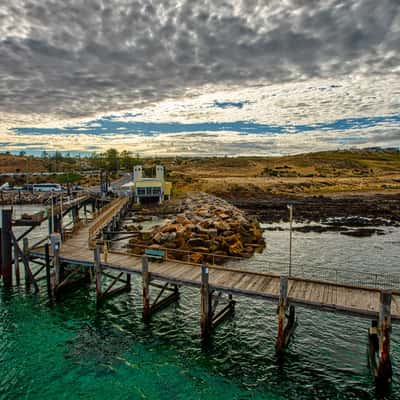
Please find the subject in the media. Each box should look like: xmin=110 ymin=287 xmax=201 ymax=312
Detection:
xmin=124 ymin=193 xmax=265 ymax=264
xmin=229 ymin=193 xmax=400 ymax=236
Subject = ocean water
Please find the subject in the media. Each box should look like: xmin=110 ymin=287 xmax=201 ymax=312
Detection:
xmin=1 ymin=205 xmax=400 ymax=399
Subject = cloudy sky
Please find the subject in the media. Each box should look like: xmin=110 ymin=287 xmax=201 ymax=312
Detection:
xmin=1 ymin=0 xmax=399 ymax=156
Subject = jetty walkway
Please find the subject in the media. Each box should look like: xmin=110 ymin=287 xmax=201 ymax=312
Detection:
xmin=1 ymin=194 xmax=398 ymax=385
xmin=29 ymin=196 xmax=400 ymax=319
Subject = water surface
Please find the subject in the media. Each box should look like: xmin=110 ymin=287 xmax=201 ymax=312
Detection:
xmin=1 ymin=206 xmax=399 ymax=399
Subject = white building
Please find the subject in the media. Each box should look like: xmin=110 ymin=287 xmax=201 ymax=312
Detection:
xmin=126 ymin=165 xmax=172 ymax=204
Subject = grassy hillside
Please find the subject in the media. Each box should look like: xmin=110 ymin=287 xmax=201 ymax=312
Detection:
xmin=0 ymin=154 xmax=47 ymax=173
xmin=160 ymin=149 xmax=400 ymax=197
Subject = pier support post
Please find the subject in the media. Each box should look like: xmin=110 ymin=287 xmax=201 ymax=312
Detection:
xmin=378 ymin=291 xmax=392 ymax=384
xmin=276 ymin=276 xmax=288 ymax=353
xmin=200 ymin=263 xmax=212 ymax=339
xmin=13 ymin=240 xmax=20 ymax=285
xmin=94 ymin=244 xmax=102 ymax=303
xmin=276 ymin=276 xmax=296 ymax=353
xmin=0 ymin=228 xmax=2 ymax=275
xmin=83 ymin=203 xmax=88 ymax=223
xmin=54 ymin=213 xmax=62 ymax=235
xmin=71 ymin=206 xmax=79 ymax=225
xmin=1 ymin=209 xmax=13 ymax=286
xmin=142 ymin=255 xmax=151 ymax=321
xmin=50 ymin=233 xmax=61 ymax=288
xmin=44 ymin=243 xmax=52 ymax=297
xmin=23 ymin=238 xmax=29 ymax=287
xmin=48 ymin=211 xmax=62 ymax=236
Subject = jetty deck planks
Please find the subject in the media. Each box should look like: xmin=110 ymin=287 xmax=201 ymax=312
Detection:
xmin=30 ymin=206 xmax=400 ymax=321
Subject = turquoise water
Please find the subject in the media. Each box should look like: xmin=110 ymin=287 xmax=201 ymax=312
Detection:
xmin=1 ymin=206 xmax=400 ymax=399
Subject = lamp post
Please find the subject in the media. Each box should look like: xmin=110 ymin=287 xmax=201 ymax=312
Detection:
xmin=287 ymin=204 xmax=293 ymax=277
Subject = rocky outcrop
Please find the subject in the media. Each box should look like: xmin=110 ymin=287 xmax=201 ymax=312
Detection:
xmin=127 ymin=193 xmax=265 ymax=264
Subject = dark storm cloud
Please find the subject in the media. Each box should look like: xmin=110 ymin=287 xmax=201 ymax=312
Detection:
xmin=0 ymin=0 xmax=399 ymax=116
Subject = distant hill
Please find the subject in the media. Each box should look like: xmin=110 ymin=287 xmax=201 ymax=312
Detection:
xmin=0 ymin=154 xmax=47 ymax=173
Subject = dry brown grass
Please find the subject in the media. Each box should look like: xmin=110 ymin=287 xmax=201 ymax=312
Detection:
xmin=0 ymin=154 xmax=47 ymax=173
xmin=158 ymin=149 xmax=400 ymax=197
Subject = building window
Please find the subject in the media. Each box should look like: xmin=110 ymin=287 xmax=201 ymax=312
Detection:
xmin=137 ymin=187 xmax=161 ymax=196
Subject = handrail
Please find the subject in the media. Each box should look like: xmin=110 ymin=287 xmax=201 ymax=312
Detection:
xmin=46 ymin=194 xmax=89 ymax=217
xmin=119 ymin=240 xmax=259 ymax=264
xmin=88 ymin=197 xmax=129 ymax=248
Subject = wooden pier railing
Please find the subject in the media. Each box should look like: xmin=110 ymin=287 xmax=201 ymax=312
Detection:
xmin=47 ymin=194 xmax=89 ymax=217
xmin=88 ymin=197 xmax=129 ymax=248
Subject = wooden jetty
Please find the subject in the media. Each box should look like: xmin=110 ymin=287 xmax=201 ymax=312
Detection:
xmin=1 ymin=194 xmax=399 ymax=386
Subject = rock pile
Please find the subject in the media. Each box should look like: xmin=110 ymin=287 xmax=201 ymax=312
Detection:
xmin=127 ymin=193 xmax=265 ymax=264
xmin=0 ymin=190 xmax=54 ymax=205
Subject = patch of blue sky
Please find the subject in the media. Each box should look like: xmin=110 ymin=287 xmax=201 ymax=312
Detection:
xmin=11 ymin=113 xmax=400 ymax=137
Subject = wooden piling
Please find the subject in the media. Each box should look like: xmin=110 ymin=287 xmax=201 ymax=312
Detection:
xmin=49 ymin=211 xmax=62 ymax=236
xmin=142 ymin=255 xmax=151 ymax=321
xmin=13 ymin=240 xmax=20 ymax=285
xmin=23 ymin=238 xmax=29 ymax=287
xmin=0 ymin=228 xmax=2 ymax=275
xmin=377 ymin=290 xmax=392 ymax=384
xmin=1 ymin=209 xmax=13 ymax=286
xmin=200 ymin=263 xmax=212 ymax=339
xmin=71 ymin=206 xmax=79 ymax=224
xmin=54 ymin=214 xmax=62 ymax=234
xmin=94 ymin=244 xmax=102 ymax=303
xmin=276 ymin=276 xmax=288 ymax=353
xmin=44 ymin=243 xmax=52 ymax=297
xmin=50 ymin=233 xmax=61 ymax=287
xmin=83 ymin=203 xmax=88 ymax=222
